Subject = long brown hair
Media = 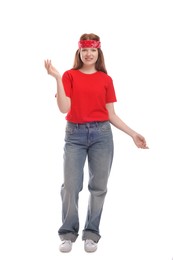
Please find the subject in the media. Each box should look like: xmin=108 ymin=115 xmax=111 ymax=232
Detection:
xmin=72 ymin=33 xmax=107 ymax=74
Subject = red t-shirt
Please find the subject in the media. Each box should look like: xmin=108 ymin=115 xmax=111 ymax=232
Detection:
xmin=62 ymin=69 xmax=117 ymax=123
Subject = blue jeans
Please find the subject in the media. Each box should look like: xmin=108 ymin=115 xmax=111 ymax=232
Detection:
xmin=58 ymin=121 xmax=114 ymax=243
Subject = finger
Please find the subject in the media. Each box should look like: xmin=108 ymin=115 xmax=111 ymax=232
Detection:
xmin=45 ymin=59 xmax=51 ymax=66
xmin=142 ymin=144 xmax=149 ymax=149
xmin=44 ymin=60 xmax=47 ymax=68
xmin=44 ymin=60 xmax=49 ymax=69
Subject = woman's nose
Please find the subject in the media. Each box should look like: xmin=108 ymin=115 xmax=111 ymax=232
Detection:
xmin=86 ymin=50 xmax=92 ymax=55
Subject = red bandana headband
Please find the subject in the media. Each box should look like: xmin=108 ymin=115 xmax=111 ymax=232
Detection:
xmin=78 ymin=40 xmax=101 ymax=48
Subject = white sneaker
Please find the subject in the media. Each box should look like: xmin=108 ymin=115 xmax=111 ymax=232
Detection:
xmin=59 ymin=240 xmax=72 ymax=253
xmin=84 ymin=239 xmax=97 ymax=252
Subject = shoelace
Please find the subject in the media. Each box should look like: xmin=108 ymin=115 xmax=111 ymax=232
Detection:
xmin=86 ymin=240 xmax=96 ymax=245
xmin=62 ymin=240 xmax=71 ymax=245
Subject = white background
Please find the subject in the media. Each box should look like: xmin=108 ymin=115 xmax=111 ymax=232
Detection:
xmin=0 ymin=0 xmax=173 ymax=259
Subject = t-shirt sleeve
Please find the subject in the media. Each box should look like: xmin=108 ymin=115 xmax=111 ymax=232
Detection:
xmin=62 ymin=71 xmax=72 ymax=98
xmin=106 ymin=76 xmax=117 ymax=103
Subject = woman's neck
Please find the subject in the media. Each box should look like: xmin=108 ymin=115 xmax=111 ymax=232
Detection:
xmin=79 ymin=65 xmax=97 ymax=74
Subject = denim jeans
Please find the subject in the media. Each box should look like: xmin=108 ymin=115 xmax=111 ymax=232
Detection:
xmin=58 ymin=121 xmax=114 ymax=243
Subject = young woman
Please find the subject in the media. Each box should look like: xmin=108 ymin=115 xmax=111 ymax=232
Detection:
xmin=44 ymin=33 xmax=148 ymax=253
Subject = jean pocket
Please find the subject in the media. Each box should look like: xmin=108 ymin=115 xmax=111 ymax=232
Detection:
xmin=100 ymin=122 xmax=111 ymax=132
xmin=65 ymin=125 xmax=76 ymax=134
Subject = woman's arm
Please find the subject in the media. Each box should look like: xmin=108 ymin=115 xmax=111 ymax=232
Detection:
xmin=44 ymin=59 xmax=71 ymax=113
xmin=106 ymin=103 xmax=149 ymax=149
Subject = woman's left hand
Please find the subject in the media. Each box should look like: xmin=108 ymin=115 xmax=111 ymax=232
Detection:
xmin=132 ymin=133 xmax=149 ymax=149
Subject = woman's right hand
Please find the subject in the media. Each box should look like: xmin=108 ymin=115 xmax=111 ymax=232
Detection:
xmin=44 ymin=59 xmax=60 ymax=79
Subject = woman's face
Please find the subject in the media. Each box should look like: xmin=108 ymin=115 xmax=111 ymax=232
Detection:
xmin=80 ymin=48 xmax=98 ymax=66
